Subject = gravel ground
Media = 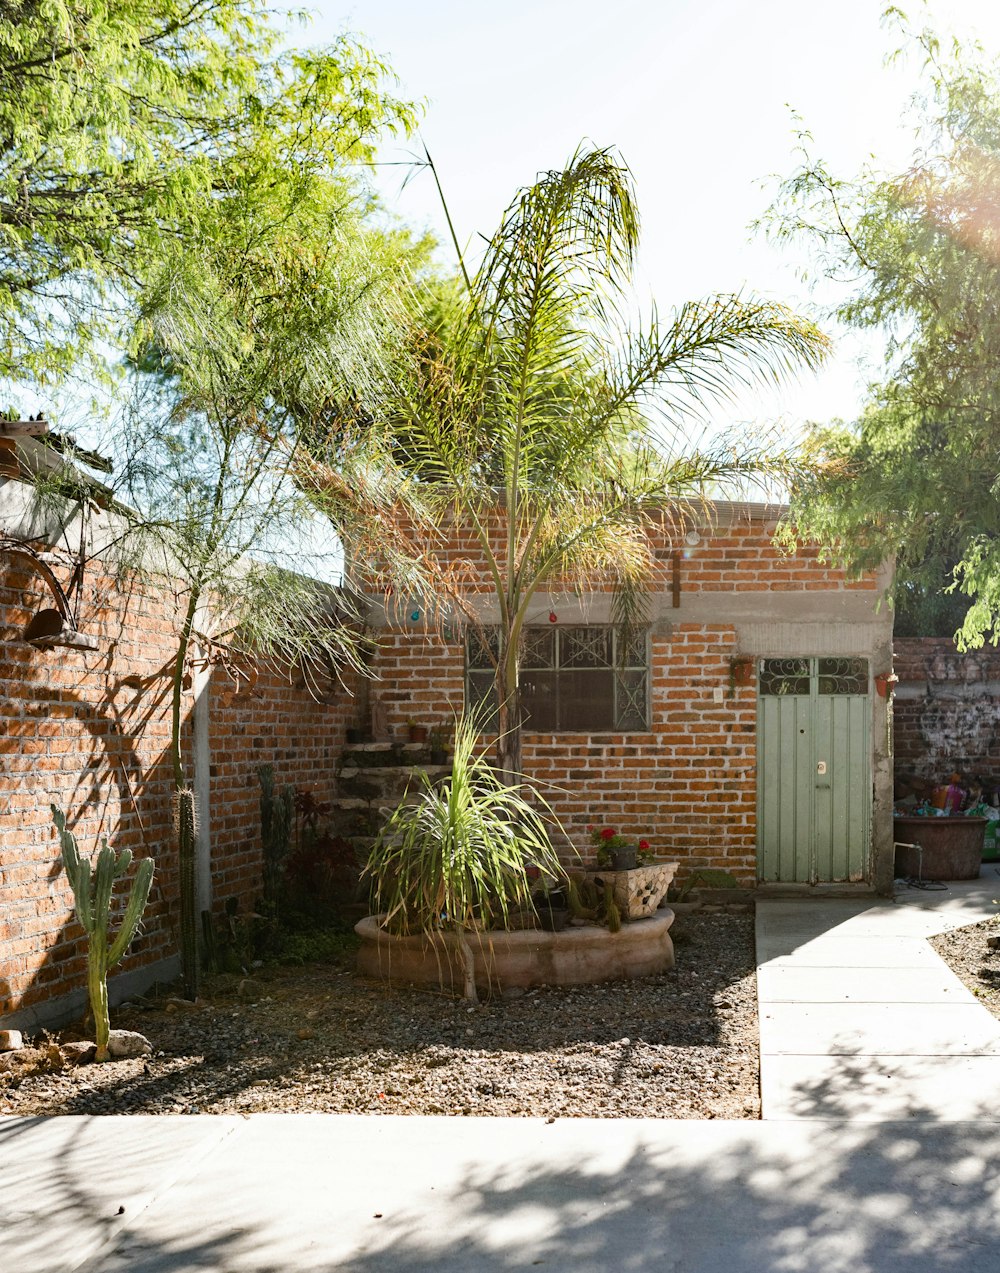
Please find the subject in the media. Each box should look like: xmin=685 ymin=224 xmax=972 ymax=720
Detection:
xmin=930 ymin=913 xmax=1000 ymax=1016
xmin=0 ymin=910 xmax=760 ymax=1120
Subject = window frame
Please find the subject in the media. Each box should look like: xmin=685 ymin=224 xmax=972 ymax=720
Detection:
xmin=465 ymin=624 xmax=651 ymax=733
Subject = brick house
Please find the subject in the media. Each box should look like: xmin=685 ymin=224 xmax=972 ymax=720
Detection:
xmin=2 ymin=427 xmax=894 ymax=1031
xmin=360 ymin=499 xmax=895 ymax=893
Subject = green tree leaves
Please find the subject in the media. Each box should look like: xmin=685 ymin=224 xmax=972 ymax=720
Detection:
xmin=0 ymin=1 xmax=418 ymax=383
xmin=766 ymin=18 xmax=1000 ymax=646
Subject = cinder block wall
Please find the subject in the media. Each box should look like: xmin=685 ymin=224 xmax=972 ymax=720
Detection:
xmin=0 ymin=555 xmax=362 ymax=1028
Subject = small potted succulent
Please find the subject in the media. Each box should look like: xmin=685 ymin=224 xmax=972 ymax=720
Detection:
xmin=428 ymin=723 xmax=449 ymax=766
xmin=407 ymin=718 xmax=429 ymax=744
xmin=590 ymin=825 xmax=651 ymax=871
xmin=531 ymin=878 xmax=571 ymax=932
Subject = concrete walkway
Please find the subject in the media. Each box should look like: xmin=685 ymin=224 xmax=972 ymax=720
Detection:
xmin=4 ymin=873 xmax=1000 ymax=1272
xmin=757 ymin=868 xmax=1000 ymax=1121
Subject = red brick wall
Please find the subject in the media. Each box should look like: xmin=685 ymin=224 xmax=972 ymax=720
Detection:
xmin=398 ymin=510 xmax=878 ymax=596
xmin=893 ymin=637 xmax=1000 ymax=785
xmin=0 ymin=554 xmax=362 ymax=1025
xmin=206 ymin=662 xmax=360 ymax=908
xmin=371 ymin=620 xmax=756 ymax=880
xmin=366 ymin=510 xmax=873 ymax=886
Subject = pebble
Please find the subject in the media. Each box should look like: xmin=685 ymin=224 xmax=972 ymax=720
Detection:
xmin=1 ymin=914 xmax=762 ymax=1121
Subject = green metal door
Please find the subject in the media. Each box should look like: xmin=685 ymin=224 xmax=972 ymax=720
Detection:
xmin=757 ymin=657 xmax=871 ymax=883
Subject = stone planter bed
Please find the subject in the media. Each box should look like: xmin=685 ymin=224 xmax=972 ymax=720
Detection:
xmin=0 ymin=909 xmax=759 ymax=1120
xmin=355 ymin=910 xmax=676 ymax=994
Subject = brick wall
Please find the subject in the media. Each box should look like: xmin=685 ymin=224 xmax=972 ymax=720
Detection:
xmin=371 ymin=619 xmax=757 ymax=880
xmin=366 ymin=503 xmax=876 ymax=884
xmin=893 ymin=637 xmax=1000 ymax=785
xmin=0 ymin=553 xmax=362 ymax=1027
xmin=395 ymin=509 xmax=878 ymax=598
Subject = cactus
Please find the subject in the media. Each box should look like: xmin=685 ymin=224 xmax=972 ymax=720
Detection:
xmin=258 ymin=765 xmax=293 ymax=915
xmin=603 ymin=881 xmax=622 ymax=933
xmin=51 ymin=806 xmax=154 ymax=1062
xmin=174 ymin=788 xmax=198 ymax=1000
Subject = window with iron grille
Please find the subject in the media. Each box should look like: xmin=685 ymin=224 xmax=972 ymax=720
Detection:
xmin=466 ymin=625 xmax=649 ymax=731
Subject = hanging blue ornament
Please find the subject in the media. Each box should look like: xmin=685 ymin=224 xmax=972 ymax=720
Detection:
xmin=410 ymin=608 xmax=421 ymax=623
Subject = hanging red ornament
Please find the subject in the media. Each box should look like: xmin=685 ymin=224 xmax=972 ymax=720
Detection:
xmin=548 ymin=611 xmax=557 ymax=624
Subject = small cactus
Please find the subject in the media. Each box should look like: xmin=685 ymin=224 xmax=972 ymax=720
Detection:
xmin=52 ymin=806 xmax=154 ymax=1062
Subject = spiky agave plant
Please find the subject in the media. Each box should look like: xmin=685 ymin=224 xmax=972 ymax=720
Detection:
xmin=363 ymin=711 xmax=568 ymax=1001
xmin=51 ymin=806 xmax=155 ymax=1061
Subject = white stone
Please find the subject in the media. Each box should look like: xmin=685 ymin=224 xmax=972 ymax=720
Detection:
xmin=0 ymin=1029 xmax=23 ymax=1051
xmin=107 ymin=1029 xmax=152 ymax=1059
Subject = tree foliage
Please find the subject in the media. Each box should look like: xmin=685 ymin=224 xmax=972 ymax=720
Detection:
xmin=0 ymin=0 xmax=418 ymax=383
xmin=764 ymin=12 xmax=1000 ymax=646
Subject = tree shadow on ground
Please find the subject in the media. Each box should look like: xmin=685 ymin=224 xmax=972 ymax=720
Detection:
xmin=39 ymin=911 xmax=756 ymax=1117
xmin=333 ymin=1115 xmax=1000 ymax=1273
xmin=0 ymin=1115 xmax=247 ymax=1273
xmin=32 ymin=1106 xmax=1000 ymax=1273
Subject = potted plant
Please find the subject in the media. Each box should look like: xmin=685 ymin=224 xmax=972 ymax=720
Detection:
xmin=406 ymin=718 xmax=428 ymax=744
xmin=590 ymin=825 xmax=652 ymax=871
xmin=364 ymin=710 xmax=567 ymax=1001
xmin=532 ymin=882 xmax=570 ymax=932
xmin=428 ymin=723 xmax=449 ymax=765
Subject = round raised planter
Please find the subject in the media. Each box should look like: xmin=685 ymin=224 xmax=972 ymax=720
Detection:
xmin=893 ymin=816 xmax=987 ymax=881
xmin=355 ymin=911 xmax=675 ymax=995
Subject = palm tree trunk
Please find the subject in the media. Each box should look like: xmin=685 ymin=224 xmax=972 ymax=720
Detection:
xmin=495 ymin=662 xmax=522 ymax=790
xmin=455 ymin=924 xmax=478 ymax=1003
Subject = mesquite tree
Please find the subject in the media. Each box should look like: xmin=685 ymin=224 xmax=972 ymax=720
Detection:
xmin=762 ymin=15 xmax=1000 ymax=648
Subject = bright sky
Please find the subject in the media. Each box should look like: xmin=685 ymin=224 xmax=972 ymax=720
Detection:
xmin=302 ymin=0 xmax=1000 ymax=434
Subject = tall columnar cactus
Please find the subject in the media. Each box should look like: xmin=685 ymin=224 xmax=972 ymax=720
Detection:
xmin=51 ymin=806 xmax=154 ymax=1062
xmin=258 ymin=765 xmax=293 ymax=915
xmin=173 ymin=788 xmax=198 ymax=1001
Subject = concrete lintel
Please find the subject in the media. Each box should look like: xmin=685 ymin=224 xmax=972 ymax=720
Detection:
xmin=364 ymin=591 xmax=892 ymax=634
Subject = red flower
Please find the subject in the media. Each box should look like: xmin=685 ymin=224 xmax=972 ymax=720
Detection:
xmin=600 ymin=827 xmax=616 ymax=840
xmin=638 ymin=839 xmax=650 ymax=851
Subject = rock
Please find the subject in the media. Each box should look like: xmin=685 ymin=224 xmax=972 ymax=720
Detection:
xmin=107 ymin=1030 xmax=153 ymax=1059
xmin=61 ymin=1040 xmax=97 ymax=1066
xmin=165 ymin=997 xmax=201 ymax=1012
xmin=296 ymin=1027 xmax=315 ymax=1040
xmin=986 ymin=935 xmax=1000 ymax=950
xmin=0 ymin=1030 xmax=23 ymax=1051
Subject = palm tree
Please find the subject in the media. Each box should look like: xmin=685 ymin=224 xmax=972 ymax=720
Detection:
xmin=320 ymin=146 xmax=832 ymax=782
